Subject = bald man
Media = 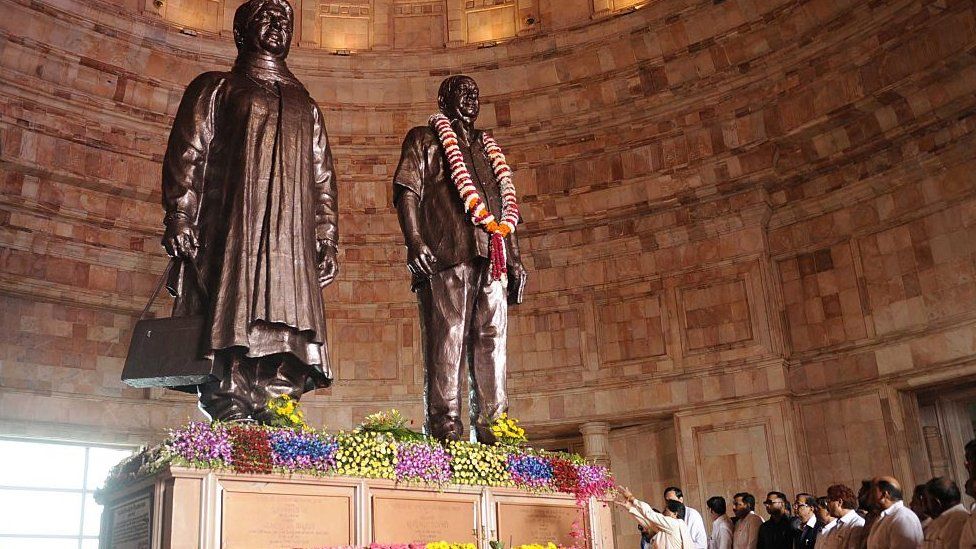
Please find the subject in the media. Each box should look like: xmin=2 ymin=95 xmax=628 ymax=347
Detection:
xmin=865 ymin=477 xmax=924 ymax=549
xmin=922 ymin=477 xmax=969 ymax=549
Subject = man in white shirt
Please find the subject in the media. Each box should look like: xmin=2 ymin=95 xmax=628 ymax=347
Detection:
xmin=707 ymin=496 xmax=734 ymax=549
xmin=667 ymin=487 xmax=709 ymax=549
xmin=911 ymin=484 xmax=933 ymax=532
xmin=865 ymin=476 xmax=924 ymax=549
xmin=922 ymin=477 xmax=969 ymax=549
xmin=960 ymin=440 xmax=976 ymax=549
xmin=824 ymin=484 xmax=866 ymax=549
xmin=616 ymin=486 xmax=696 ymax=549
xmin=795 ymin=493 xmax=825 ymax=549
xmin=816 ymin=496 xmax=838 ymax=548
xmin=733 ymin=492 xmax=765 ymax=549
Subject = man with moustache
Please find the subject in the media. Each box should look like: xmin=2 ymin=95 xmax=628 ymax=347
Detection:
xmin=733 ymin=492 xmax=765 ymax=549
xmin=865 ymin=477 xmax=923 ymax=549
xmin=794 ymin=493 xmax=825 ymax=549
xmin=922 ymin=477 xmax=969 ymax=549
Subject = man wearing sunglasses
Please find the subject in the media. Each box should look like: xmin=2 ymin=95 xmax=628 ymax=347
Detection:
xmin=758 ymin=492 xmax=795 ymax=549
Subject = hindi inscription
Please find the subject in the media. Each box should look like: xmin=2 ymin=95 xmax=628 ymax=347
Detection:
xmin=372 ymin=495 xmax=477 ymax=543
xmin=221 ymin=492 xmax=352 ymax=548
xmin=496 ymin=502 xmax=580 ymax=547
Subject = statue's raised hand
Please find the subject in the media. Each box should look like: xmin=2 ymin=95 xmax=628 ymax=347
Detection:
xmin=162 ymin=215 xmax=199 ymax=259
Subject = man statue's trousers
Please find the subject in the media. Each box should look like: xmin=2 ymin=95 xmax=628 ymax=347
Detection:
xmin=417 ymin=258 xmax=508 ymax=443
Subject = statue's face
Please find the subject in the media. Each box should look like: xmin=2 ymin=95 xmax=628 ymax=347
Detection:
xmin=247 ymin=5 xmax=292 ymax=57
xmin=446 ymin=79 xmax=480 ymax=124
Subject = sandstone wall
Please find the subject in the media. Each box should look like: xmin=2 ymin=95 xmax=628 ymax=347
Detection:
xmin=1 ymin=0 xmax=975 ymax=532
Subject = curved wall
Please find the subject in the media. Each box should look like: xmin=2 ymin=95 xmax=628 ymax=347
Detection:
xmin=2 ymin=0 xmax=976 ymax=539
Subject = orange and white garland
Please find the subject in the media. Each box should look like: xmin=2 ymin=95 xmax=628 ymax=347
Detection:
xmin=429 ymin=113 xmax=519 ymax=282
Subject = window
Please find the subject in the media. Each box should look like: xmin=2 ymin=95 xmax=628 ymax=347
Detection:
xmin=0 ymin=438 xmax=137 ymax=549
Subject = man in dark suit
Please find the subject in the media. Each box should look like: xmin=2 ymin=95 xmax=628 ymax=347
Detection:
xmin=758 ymin=491 xmax=795 ymax=549
xmin=793 ymin=493 xmax=824 ymax=549
xmin=392 ymin=75 xmax=527 ymax=443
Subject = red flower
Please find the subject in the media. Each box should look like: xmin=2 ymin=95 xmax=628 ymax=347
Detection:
xmin=229 ymin=425 xmax=274 ymax=474
xmin=551 ymin=457 xmax=579 ymax=494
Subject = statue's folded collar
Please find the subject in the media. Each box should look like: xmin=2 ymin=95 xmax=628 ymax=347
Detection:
xmin=233 ymin=53 xmax=301 ymax=88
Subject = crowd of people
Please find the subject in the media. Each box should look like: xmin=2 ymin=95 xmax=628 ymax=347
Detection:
xmin=613 ymin=440 xmax=976 ymax=549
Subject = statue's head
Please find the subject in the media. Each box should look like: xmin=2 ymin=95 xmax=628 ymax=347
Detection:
xmin=234 ymin=0 xmax=294 ymax=59
xmin=437 ymin=75 xmax=480 ymax=125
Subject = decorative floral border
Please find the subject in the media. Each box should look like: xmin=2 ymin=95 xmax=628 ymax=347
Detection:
xmin=104 ymin=421 xmax=614 ymax=505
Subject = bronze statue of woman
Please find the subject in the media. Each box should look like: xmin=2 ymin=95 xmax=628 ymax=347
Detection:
xmin=160 ymin=0 xmax=338 ymax=423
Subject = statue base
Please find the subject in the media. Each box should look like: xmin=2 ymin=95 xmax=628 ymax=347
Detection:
xmin=96 ymin=465 xmax=616 ymax=549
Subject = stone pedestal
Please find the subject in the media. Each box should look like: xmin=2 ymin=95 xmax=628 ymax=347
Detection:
xmin=97 ymin=466 xmax=615 ymax=549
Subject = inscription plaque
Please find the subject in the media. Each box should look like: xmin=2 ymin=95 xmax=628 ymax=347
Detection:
xmin=222 ymin=491 xmax=352 ymax=549
xmin=497 ymin=502 xmax=580 ymax=547
xmin=107 ymin=491 xmax=153 ymax=549
xmin=372 ymin=495 xmax=477 ymax=543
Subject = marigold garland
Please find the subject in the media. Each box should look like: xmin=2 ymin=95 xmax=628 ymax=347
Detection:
xmin=429 ymin=113 xmax=519 ymax=282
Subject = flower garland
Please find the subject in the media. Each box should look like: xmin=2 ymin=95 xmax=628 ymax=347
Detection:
xmin=429 ymin=113 xmax=519 ymax=282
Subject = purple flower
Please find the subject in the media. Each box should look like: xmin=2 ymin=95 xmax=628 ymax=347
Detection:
xmin=395 ymin=442 xmax=451 ymax=484
xmin=574 ymin=464 xmax=615 ymax=502
xmin=168 ymin=422 xmax=233 ymax=465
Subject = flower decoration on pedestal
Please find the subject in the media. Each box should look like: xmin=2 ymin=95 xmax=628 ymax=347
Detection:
xmin=334 ymin=431 xmax=397 ymax=479
xmin=168 ymin=421 xmax=233 ymax=467
xmin=357 ymin=408 xmax=426 ymax=441
xmin=490 ymin=412 xmax=527 ymax=446
xmin=228 ymin=424 xmax=274 ymax=474
xmin=395 ymin=441 xmax=452 ymax=484
xmin=426 ymin=542 xmax=477 ymax=549
xmin=110 ymin=413 xmax=616 ymax=504
xmin=513 ymin=544 xmax=559 ymax=549
xmin=268 ymin=429 xmax=339 ymax=472
xmin=573 ymin=464 xmax=615 ymax=504
xmin=506 ymin=453 xmax=554 ymax=489
xmin=446 ymin=440 xmax=512 ymax=486
xmin=549 ymin=457 xmax=580 ymax=496
xmin=265 ymin=394 xmax=308 ymax=430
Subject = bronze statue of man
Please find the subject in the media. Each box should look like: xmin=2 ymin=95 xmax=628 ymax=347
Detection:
xmin=160 ymin=0 xmax=338 ymax=422
xmin=393 ymin=75 xmax=527 ymax=443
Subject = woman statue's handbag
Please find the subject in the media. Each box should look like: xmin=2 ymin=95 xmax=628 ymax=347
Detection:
xmin=121 ymin=257 xmax=220 ymax=391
